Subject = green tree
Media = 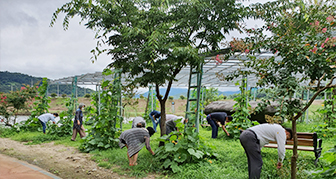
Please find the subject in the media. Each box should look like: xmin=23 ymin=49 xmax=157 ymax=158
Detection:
xmin=0 ymin=85 xmax=37 ymax=126
xmin=221 ymin=0 xmax=336 ymax=178
xmin=21 ymin=78 xmax=50 ymax=131
xmin=51 ymin=0 xmax=248 ymax=139
xmin=79 ymin=69 xmax=122 ymax=152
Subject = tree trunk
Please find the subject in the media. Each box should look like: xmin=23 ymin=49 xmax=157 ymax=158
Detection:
xmin=291 ymin=119 xmax=298 ymax=179
xmin=158 ymin=100 xmax=166 ymax=147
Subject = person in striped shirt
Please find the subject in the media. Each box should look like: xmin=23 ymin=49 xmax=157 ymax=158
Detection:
xmin=119 ymin=127 xmax=155 ymax=166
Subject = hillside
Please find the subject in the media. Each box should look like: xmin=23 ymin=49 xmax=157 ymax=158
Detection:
xmin=0 ymin=71 xmax=94 ymax=96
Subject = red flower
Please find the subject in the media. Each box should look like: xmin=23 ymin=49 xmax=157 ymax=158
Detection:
xmin=309 ymin=47 xmax=318 ymax=53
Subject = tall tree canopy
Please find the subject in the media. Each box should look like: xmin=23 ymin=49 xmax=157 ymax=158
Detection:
xmin=51 ymin=0 xmax=248 ymax=136
xmin=221 ymin=0 xmax=336 ymax=178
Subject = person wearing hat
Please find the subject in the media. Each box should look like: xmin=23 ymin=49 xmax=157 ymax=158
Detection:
xmin=37 ymin=113 xmax=59 ymax=134
xmin=131 ymin=116 xmax=146 ymax=128
xmin=165 ymin=115 xmax=187 ymax=135
xmin=239 ymin=123 xmax=293 ymax=179
xmin=71 ymin=103 xmax=86 ymax=141
xmin=119 ymin=127 xmax=155 ymax=166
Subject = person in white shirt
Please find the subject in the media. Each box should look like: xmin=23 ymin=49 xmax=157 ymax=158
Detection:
xmin=37 ymin=113 xmax=58 ymax=134
xmin=239 ymin=123 xmax=292 ymax=179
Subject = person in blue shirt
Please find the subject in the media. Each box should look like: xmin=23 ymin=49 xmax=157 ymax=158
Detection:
xmin=71 ymin=103 xmax=86 ymax=141
xmin=149 ymin=110 xmax=161 ymax=132
xmin=37 ymin=113 xmax=58 ymax=134
xmin=206 ymin=112 xmax=233 ymax=138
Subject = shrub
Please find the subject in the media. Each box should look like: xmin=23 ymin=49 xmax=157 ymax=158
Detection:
xmin=84 ymin=93 xmax=91 ymax=98
xmin=50 ymin=93 xmax=57 ymax=98
xmin=179 ymin=95 xmax=185 ymax=100
xmin=61 ymin=94 xmax=67 ymax=98
xmin=155 ymin=122 xmax=217 ymax=173
xmin=310 ymin=146 xmax=336 ymax=178
xmin=168 ymin=96 xmax=174 ymax=100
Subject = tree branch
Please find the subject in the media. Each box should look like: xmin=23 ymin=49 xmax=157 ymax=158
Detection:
xmin=294 ymin=76 xmax=336 ymax=120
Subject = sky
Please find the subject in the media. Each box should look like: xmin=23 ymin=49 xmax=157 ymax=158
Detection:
xmin=0 ymin=0 xmax=267 ymax=92
xmin=0 ymin=0 xmax=111 ymax=80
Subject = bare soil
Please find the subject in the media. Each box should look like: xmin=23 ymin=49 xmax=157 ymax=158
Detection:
xmin=0 ymin=138 xmax=157 ymax=179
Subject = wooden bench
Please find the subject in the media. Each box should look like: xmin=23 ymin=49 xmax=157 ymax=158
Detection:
xmin=201 ymin=124 xmax=210 ymax=127
xmin=264 ymin=132 xmax=322 ymax=165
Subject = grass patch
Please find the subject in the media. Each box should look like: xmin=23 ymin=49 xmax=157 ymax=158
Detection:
xmin=1 ymin=108 xmax=335 ymax=179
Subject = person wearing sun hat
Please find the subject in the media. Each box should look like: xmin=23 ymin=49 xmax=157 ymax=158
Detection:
xmin=131 ymin=116 xmax=146 ymax=128
xmin=71 ymin=103 xmax=86 ymax=141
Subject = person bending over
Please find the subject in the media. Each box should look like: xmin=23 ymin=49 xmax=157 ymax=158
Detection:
xmin=206 ymin=112 xmax=233 ymax=138
xmin=37 ymin=113 xmax=58 ymax=134
xmin=239 ymin=123 xmax=292 ymax=179
xmin=119 ymin=127 xmax=155 ymax=166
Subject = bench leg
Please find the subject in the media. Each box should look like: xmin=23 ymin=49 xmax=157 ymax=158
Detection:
xmin=314 ymin=149 xmax=322 ymax=166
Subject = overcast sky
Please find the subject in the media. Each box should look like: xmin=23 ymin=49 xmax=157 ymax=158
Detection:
xmin=0 ymin=0 xmax=266 ymax=90
xmin=0 ymin=0 xmax=112 ymax=80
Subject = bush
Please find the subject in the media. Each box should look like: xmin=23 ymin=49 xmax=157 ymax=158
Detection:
xmin=84 ymin=93 xmax=91 ymax=98
xmin=61 ymin=94 xmax=67 ymax=98
xmin=155 ymin=122 xmax=217 ymax=173
xmin=50 ymin=93 xmax=57 ymax=98
xmin=179 ymin=95 xmax=185 ymax=100
xmin=168 ymin=96 xmax=174 ymax=100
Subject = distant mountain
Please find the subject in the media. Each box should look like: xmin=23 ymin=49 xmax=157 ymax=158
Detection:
xmin=218 ymin=90 xmax=240 ymax=96
xmin=139 ymin=88 xmax=188 ymax=99
xmin=0 ymin=71 xmax=94 ymax=96
xmin=137 ymin=87 xmax=240 ymax=99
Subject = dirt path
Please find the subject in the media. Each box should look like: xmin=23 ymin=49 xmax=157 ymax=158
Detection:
xmin=0 ymin=138 xmax=157 ymax=179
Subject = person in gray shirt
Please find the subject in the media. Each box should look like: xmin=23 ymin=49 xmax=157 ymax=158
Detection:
xmin=165 ymin=115 xmax=187 ymax=135
xmin=37 ymin=113 xmax=58 ymax=134
xmin=239 ymin=123 xmax=292 ymax=179
xmin=131 ymin=117 xmax=146 ymax=128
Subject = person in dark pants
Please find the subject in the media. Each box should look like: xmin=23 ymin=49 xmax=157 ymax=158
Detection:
xmin=37 ymin=113 xmax=58 ymax=134
xmin=71 ymin=103 xmax=86 ymax=141
xmin=239 ymin=123 xmax=292 ymax=179
xmin=149 ymin=110 xmax=161 ymax=132
xmin=165 ymin=116 xmax=187 ymax=135
xmin=206 ymin=112 xmax=232 ymax=138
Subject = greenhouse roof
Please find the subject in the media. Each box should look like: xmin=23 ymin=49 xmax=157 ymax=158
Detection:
xmin=50 ymin=50 xmax=279 ymax=88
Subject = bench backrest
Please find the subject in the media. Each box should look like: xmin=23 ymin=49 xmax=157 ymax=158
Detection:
xmin=269 ymin=132 xmax=317 ymax=147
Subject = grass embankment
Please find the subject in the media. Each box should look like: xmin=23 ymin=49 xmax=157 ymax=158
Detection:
xmin=0 ymin=119 xmax=334 ymax=179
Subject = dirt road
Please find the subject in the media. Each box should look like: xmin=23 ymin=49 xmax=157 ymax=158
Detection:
xmin=0 ymin=138 xmax=157 ymax=179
